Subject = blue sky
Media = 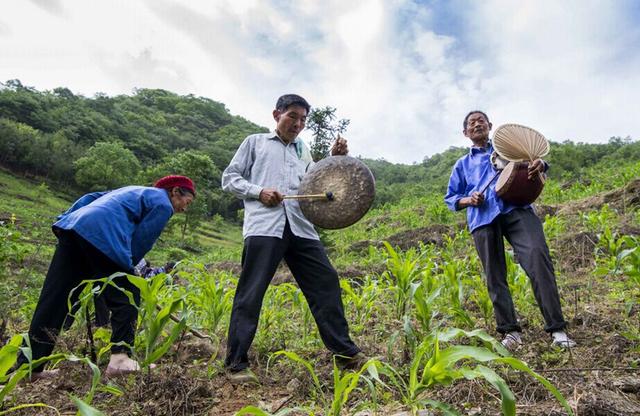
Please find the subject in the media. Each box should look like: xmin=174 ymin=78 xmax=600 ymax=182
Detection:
xmin=1 ymin=0 xmax=639 ymax=163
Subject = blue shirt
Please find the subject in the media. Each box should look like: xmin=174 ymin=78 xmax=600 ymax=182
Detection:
xmin=221 ymin=132 xmax=318 ymax=240
xmin=54 ymin=186 xmax=174 ymax=271
xmin=444 ymin=144 xmax=532 ymax=232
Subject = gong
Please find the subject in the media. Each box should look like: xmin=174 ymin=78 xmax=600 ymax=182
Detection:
xmin=297 ymin=156 xmax=375 ymax=229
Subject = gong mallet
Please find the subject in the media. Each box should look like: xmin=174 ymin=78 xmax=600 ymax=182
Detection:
xmin=283 ymin=191 xmax=334 ymax=201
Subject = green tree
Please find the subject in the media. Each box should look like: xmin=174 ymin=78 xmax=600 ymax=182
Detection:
xmin=305 ymin=106 xmax=350 ymax=162
xmin=74 ymin=141 xmax=141 ymax=190
xmin=144 ymin=150 xmax=219 ymax=239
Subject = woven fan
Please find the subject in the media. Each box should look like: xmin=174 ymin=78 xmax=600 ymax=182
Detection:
xmin=492 ymin=124 xmax=550 ymax=162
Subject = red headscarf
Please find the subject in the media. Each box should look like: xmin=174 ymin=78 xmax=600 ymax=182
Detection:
xmin=154 ymin=175 xmax=196 ymax=196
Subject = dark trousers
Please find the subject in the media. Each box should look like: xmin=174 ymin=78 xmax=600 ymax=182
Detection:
xmin=472 ymin=208 xmax=567 ymax=334
xmin=18 ymin=230 xmax=140 ymax=371
xmin=225 ymin=223 xmax=360 ymax=371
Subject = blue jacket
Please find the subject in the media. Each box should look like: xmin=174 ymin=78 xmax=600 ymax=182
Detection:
xmin=54 ymin=186 xmax=174 ymax=271
xmin=444 ymin=144 xmax=528 ymax=232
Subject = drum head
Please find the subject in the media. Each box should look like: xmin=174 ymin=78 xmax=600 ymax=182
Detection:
xmin=298 ymin=156 xmax=375 ymax=229
xmin=495 ymin=161 xmax=516 ymax=191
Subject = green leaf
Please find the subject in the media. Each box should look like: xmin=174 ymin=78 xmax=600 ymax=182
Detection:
xmin=71 ymin=395 xmax=106 ymax=416
xmin=0 ymin=334 xmax=23 ymax=378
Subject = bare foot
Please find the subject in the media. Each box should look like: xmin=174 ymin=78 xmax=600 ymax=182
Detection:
xmin=27 ymin=369 xmax=60 ymax=382
xmin=105 ymin=353 xmax=142 ymax=377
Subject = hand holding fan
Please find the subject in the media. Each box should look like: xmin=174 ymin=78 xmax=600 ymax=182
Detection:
xmin=490 ymin=124 xmax=550 ymax=205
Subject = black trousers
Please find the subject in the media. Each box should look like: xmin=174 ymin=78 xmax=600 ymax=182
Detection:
xmin=225 ymin=223 xmax=360 ymax=371
xmin=18 ymin=230 xmax=140 ymax=371
xmin=472 ymin=208 xmax=567 ymax=334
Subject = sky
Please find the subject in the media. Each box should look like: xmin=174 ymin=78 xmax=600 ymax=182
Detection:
xmin=1 ymin=0 xmax=640 ymax=163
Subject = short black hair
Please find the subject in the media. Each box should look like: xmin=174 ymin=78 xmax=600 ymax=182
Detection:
xmin=177 ymin=187 xmax=195 ymax=198
xmin=275 ymin=94 xmax=310 ymax=113
xmin=463 ymin=111 xmax=490 ymax=130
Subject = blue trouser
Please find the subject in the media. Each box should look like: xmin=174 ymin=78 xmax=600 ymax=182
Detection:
xmin=472 ymin=208 xmax=567 ymax=334
xmin=225 ymin=222 xmax=360 ymax=371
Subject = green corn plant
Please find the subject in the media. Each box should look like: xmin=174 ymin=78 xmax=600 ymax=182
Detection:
xmin=328 ymin=356 xmax=379 ymax=416
xmin=581 ymin=204 xmax=617 ymax=234
xmin=542 ymin=215 xmax=566 ymax=240
xmin=0 ymin=215 xmax=30 ymax=266
xmin=542 ymin=215 xmax=567 ymax=258
xmin=618 ymin=236 xmax=640 ymax=286
xmin=288 ymin=285 xmax=314 ymax=341
xmin=1 ymin=336 xmax=118 ymax=413
xmin=0 ymin=353 xmax=68 ymax=401
xmin=340 ymin=278 xmax=379 ymax=331
xmin=186 ymin=269 xmax=234 ymax=336
xmin=0 ymin=334 xmax=68 ymax=401
xmin=426 ymin=200 xmax=453 ymax=224
xmin=617 ymin=236 xmax=640 ymax=317
xmin=382 ymin=241 xmax=423 ymax=320
xmin=412 ymin=282 xmax=442 ymax=335
xmin=114 ymin=273 xmax=188 ymax=368
xmin=255 ymin=284 xmax=297 ymax=353
xmin=71 ymin=396 xmax=106 ymax=416
xmin=376 ymin=328 xmax=572 ymax=416
xmin=505 ymin=251 xmax=535 ymax=313
xmin=267 ymin=350 xmax=378 ymax=416
xmin=441 ymin=260 xmax=474 ymax=328
xmin=0 ymin=334 xmax=28 ymax=395
xmin=469 ymin=275 xmax=493 ymax=328
xmin=593 ymin=228 xmax=627 ymax=276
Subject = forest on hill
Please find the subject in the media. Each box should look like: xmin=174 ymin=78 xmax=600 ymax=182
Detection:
xmin=2 ymin=79 xmax=639 ymax=221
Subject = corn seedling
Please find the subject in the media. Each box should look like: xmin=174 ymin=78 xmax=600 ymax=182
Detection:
xmin=1 ymin=336 xmax=117 ymax=413
xmin=618 ymin=236 xmax=640 ymax=286
xmin=469 ymin=275 xmax=493 ymax=327
xmin=267 ymin=350 xmax=379 ymax=416
xmin=382 ymin=241 xmax=423 ymax=320
xmin=441 ymin=260 xmax=474 ymax=328
xmin=376 ymin=328 xmax=572 ymax=416
xmin=412 ymin=282 xmax=442 ymax=335
xmin=288 ymin=285 xmax=315 ymax=341
xmin=505 ymin=252 xmax=536 ymax=315
xmin=255 ymin=284 xmax=298 ymax=353
xmin=186 ymin=269 xmax=234 ymax=335
xmin=117 ymin=273 xmax=188 ymax=367
xmin=340 ymin=278 xmax=379 ymax=330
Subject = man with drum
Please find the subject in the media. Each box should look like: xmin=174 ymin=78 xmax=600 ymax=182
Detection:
xmin=221 ymin=94 xmax=364 ymax=383
xmin=445 ymin=111 xmax=576 ymax=350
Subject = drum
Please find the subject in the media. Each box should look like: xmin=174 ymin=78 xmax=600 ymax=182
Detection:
xmin=495 ymin=161 xmax=544 ymax=206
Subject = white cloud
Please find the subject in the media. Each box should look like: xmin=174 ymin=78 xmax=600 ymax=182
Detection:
xmin=1 ymin=0 xmax=639 ymax=162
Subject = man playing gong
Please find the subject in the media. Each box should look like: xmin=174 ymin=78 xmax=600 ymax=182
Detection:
xmin=221 ymin=94 xmax=363 ymax=383
xmin=445 ymin=111 xmax=576 ymax=350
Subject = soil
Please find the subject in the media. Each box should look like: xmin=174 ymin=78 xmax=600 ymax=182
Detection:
xmin=349 ymin=223 xmax=462 ymax=253
xmin=558 ymin=179 xmax=640 ymax=216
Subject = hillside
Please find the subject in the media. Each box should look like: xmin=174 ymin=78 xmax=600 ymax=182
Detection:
xmin=0 ymin=150 xmax=639 ymax=414
xmin=1 ymin=82 xmax=640 ymax=415
xmin=2 ymin=80 xmax=639 ymax=220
